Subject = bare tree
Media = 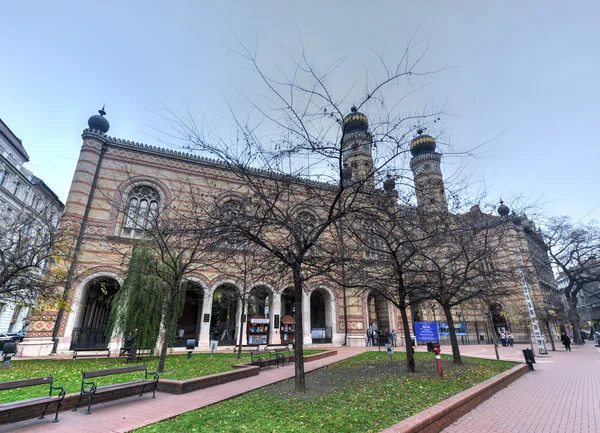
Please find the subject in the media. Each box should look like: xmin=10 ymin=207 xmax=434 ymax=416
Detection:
xmin=108 ymin=177 xmax=221 ymax=373
xmin=158 ymin=35 xmax=446 ymax=392
xmin=418 ymin=205 xmax=521 ymax=365
xmin=0 ymin=205 xmax=71 ymax=308
xmin=543 ymin=217 xmax=600 ymax=345
xmin=338 ymin=179 xmax=428 ymax=372
xmin=209 ymin=237 xmax=285 ymax=359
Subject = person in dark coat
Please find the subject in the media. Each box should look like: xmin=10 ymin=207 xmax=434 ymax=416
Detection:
xmin=561 ymin=333 xmax=571 ymax=351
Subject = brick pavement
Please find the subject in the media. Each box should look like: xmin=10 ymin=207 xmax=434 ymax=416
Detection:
xmin=442 ymin=342 xmax=600 ymax=433
xmin=6 ymin=342 xmax=590 ymax=433
xmin=2 ymin=347 xmax=363 ymax=433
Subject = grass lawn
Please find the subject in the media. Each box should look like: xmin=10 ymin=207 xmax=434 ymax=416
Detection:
xmin=0 ymin=350 xmax=323 ymax=404
xmin=137 ymin=352 xmax=516 ymax=433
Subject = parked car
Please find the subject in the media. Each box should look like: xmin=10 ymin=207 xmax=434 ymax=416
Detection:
xmin=0 ymin=331 xmax=25 ymax=343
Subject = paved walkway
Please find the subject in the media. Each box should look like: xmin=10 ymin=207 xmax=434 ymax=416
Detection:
xmin=442 ymin=342 xmax=600 ymax=433
xmin=6 ymin=342 xmax=595 ymax=433
xmin=3 ymin=347 xmax=364 ymax=433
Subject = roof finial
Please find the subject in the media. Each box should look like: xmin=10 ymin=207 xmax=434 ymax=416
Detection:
xmin=350 ymin=105 xmax=357 ymax=113
xmin=99 ymin=104 xmax=106 ymax=116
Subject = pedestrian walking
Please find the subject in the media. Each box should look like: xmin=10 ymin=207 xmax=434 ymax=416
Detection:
xmin=561 ymin=333 xmax=571 ymax=351
xmin=391 ymin=329 xmax=397 ymax=347
xmin=499 ymin=330 xmax=507 ymax=347
xmin=209 ymin=329 xmax=219 ymax=358
xmin=507 ymin=331 xmax=514 ymax=347
xmin=367 ymin=323 xmax=373 ymax=347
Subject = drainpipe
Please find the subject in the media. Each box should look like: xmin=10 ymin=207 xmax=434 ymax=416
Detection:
xmin=52 ymin=141 xmax=108 ymax=352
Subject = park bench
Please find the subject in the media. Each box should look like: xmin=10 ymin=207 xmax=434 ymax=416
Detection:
xmin=273 ymin=348 xmax=294 ymax=365
xmin=0 ymin=376 xmax=65 ymax=423
xmin=72 ymin=348 xmax=111 ymax=359
xmin=231 ymin=345 xmax=260 ymax=353
xmin=72 ymin=364 xmax=159 ymax=414
xmin=249 ymin=350 xmax=283 ymax=369
xmin=119 ymin=347 xmax=153 ymax=362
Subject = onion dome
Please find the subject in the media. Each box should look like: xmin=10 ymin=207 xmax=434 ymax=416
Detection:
xmin=497 ymin=200 xmax=510 ymax=217
xmin=87 ymin=106 xmax=110 ymax=133
xmin=410 ymin=129 xmax=436 ymax=156
xmin=342 ymin=106 xmax=369 ymax=134
xmin=383 ymin=174 xmax=396 ymax=193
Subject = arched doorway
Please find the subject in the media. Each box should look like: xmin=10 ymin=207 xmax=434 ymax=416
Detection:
xmin=175 ymin=282 xmax=204 ymax=347
xmin=247 ymin=286 xmax=272 ymax=344
xmin=310 ymin=289 xmax=332 ymax=344
xmin=280 ymin=288 xmax=295 ymax=344
xmin=490 ymin=303 xmax=508 ymax=335
xmin=71 ymin=278 xmax=120 ymax=350
xmin=210 ymin=285 xmax=239 ymax=346
xmin=367 ymin=291 xmax=391 ymax=336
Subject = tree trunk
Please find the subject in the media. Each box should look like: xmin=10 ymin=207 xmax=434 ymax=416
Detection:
xmin=293 ymin=267 xmax=306 ymax=393
xmin=486 ymin=314 xmax=499 ymax=360
xmin=237 ymin=295 xmax=247 ymax=359
xmin=442 ymin=305 xmax=462 ymax=365
xmin=399 ymin=303 xmax=415 ymax=372
xmin=545 ymin=320 xmax=556 ymax=351
xmin=567 ymin=296 xmax=583 ymax=344
xmin=158 ymin=295 xmax=175 ymax=373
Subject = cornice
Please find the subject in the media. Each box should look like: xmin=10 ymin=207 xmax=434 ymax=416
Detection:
xmin=81 ymin=128 xmax=336 ymax=190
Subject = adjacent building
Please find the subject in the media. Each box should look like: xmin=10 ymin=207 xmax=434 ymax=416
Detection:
xmin=0 ymin=118 xmax=64 ymax=334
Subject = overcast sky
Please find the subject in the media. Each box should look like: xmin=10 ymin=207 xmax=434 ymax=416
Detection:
xmin=1 ymin=1 xmax=598 ymax=223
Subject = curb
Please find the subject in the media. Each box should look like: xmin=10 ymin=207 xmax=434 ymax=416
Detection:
xmin=380 ymin=363 xmax=529 ymax=433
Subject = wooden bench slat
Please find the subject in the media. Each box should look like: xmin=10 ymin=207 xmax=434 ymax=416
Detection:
xmin=0 ymin=396 xmax=55 ymax=410
xmin=83 ymin=365 xmax=147 ymax=379
xmin=0 ymin=376 xmax=52 ymax=391
xmin=95 ymin=380 xmax=154 ymax=392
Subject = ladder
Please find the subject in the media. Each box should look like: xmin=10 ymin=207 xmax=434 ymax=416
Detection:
xmin=515 ymin=247 xmax=548 ymax=354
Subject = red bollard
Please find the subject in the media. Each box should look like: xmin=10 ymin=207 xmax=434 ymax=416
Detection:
xmin=433 ymin=345 xmax=443 ymax=378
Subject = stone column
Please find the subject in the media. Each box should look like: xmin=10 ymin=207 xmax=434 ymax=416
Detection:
xmin=198 ymin=292 xmax=212 ymax=348
xmin=239 ymin=300 xmax=248 ymax=346
xmin=270 ymin=292 xmax=282 ymax=344
xmin=303 ymin=290 xmax=312 ymax=345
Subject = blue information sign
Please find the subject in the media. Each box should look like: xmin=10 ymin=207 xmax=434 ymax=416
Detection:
xmin=438 ymin=321 xmax=467 ymax=336
xmin=414 ymin=322 xmax=439 ymax=342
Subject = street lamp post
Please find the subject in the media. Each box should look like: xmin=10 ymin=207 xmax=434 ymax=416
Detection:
xmin=456 ymin=312 xmax=464 ymax=344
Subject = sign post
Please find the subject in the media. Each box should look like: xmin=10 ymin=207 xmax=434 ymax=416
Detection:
xmin=414 ymin=322 xmax=440 ymax=343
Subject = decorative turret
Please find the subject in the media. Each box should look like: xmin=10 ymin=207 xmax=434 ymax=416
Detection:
xmin=341 ymin=106 xmax=373 ymax=187
xmin=87 ymin=105 xmax=110 ymax=133
xmin=383 ymin=174 xmax=396 ymax=193
xmin=409 ymin=128 xmax=446 ymax=211
xmin=498 ymin=200 xmax=510 ymax=217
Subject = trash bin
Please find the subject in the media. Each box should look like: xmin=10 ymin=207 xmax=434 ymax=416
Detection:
xmin=522 ymin=348 xmax=536 ymax=371
xmin=426 ymin=342 xmax=434 ymax=352
xmin=410 ymin=337 xmax=416 ymax=346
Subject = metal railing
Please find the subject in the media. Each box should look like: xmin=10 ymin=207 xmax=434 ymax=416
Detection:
xmin=70 ymin=326 xmax=109 ymax=349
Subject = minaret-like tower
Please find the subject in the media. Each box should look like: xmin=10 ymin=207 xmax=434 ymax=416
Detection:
xmin=409 ymin=129 xmax=447 ymax=210
xmin=341 ymin=106 xmax=374 ymax=187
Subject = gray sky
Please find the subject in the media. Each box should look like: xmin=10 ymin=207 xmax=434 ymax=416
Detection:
xmin=2 ymin=1 xmax=598 ymax=223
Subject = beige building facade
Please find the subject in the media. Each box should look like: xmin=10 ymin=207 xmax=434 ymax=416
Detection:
xmin=23 ymin=108 xmax=558 ymax=356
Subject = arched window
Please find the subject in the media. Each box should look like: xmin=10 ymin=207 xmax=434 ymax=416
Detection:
xmin=216 ymin=199 xmax=244 ymax=249
xmin=365 ymin=225 xmax=385 ymax=260
xmin=295 ymin=211 xmax=317 ymax=238
xmin=124 ymin=185 xmax=160 ymax=231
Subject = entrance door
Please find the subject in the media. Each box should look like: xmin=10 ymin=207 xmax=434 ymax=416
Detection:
xmin=71 ymin=278 xmax=119 ymax=349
